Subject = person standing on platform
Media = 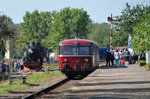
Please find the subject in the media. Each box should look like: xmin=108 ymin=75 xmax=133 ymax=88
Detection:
xmin=20 ymin=59 xmax=24 ymax=72
xmin=110 ymin=49 xmax=114 ymax=66
xmin=128 ymin=48 xmax=134 ymax=64
xmin=15 ymin=61 xmax=17 ymax=72
xmin=12 ymin=59 xmax=15 ymax=72
xmin=105 ymin=50 xmax=111 ymax=66
xmin=6 ymin=60 xmax=9 ymax=73
xmin=114 ymin=49 xmax=120 ymax=67
xmin=119 ymin=50 xmax=124 ymax=66
xmin=18 ymin=60 xmax=21 ymax=73
xmin=123 ymin=48 xmax=130 ymax=65
xmin=2 ymin=61 xmax=6 ymax=73
xmin=15 ymin=59 xmax=20 ymax=72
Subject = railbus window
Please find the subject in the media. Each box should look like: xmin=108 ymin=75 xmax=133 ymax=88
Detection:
xmin=59 ymin=46 xmax=63 ymax=55
xmin=63 ymin=46 xmax=76 ymax=55
xmin=77 ymin=46 xmax=91 ymax=55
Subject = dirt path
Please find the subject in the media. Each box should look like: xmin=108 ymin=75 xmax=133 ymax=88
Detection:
xmin=60 ymin=64 xmax=150 ymax=99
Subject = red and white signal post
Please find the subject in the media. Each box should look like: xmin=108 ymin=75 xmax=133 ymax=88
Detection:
xmin=107 ymin=14 xmax=121 ymax=49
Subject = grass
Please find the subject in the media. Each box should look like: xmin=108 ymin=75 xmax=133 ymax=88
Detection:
xmin=0 ymin=79 xmax=28 ymax=95
xmin=0 ymin=82 xmax=28 ymax=95
xmin=0 ymin=65 xmax=63 ymax=96
xmin=144 ymin=64 xmax=150 ymax=70
xmin=135 ymin=60 xmax=150 ymax=71
xmin=42 ymin=65 xmax=58 ymax=70
xmin=26 ymin=70 xmax=61 ymax=84
xmin=136 ymin=60 xmax=146 ymax=66
xmin=99 ymin=61 xmax=106 ymax=67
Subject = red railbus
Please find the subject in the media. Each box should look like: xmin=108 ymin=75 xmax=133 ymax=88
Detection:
xmin=59 ymin=38 xmax=99 ymax=78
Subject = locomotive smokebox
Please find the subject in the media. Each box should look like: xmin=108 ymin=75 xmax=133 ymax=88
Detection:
xmin=23 ymin=42 xmax=45 ymax=70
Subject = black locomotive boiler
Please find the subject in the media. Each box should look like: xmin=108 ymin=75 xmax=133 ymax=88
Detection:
xmin=23 ymin=42 xmax=45 ymax=70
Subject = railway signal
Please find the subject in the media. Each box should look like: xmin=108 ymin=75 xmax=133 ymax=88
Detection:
xmin=107 ymin=14 xmax=121 ymax=49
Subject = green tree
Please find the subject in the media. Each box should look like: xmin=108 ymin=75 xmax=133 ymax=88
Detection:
xmin=131 ymin=12 xmax=150 ymax=54
xmin=113 ymin=3 xmax=149 ymax=47
xmin=0 ymin=14 xmax=16 ymax=58
xmin=17 ymin=10 xmax=53 ymax=55
xmin=47 ymin=7 xmax=90 ymax=51
xmin=87 ymin=23 xmax=110 ymax=47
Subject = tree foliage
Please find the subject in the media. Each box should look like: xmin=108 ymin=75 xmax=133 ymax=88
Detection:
xmin=17 ymin=10 xmax=53 ymax=54
xmin=0 ymin=14 xmax=16 ymax=58
xmin=131 ymin=12 xmax=150 ymax=54
xmin=113 ymin=3 xmax=149 ymax=48
xmin=45 ymin=7 xmax=90 ymax=51
xmin=17 ymin=8 xmax=90 ymax=53
xmin=87 ymin=23 xmax=110 ymax=47
xmin=20 ymin=10 xmax=52 ymax=42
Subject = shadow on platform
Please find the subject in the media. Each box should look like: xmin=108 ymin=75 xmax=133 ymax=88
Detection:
xmin=42 ymin=92 xmax=62 ymax=98
xmin=99 ymin=65 xmax=128 ymax=69
xmin=74 ymin=80 xmax=150 ymax=87
xmin=0 ymin=96 xmax=11 ymax=99
xmin=66 ymin=87 xmax=150 ymax=93
xmin=64 ymin=87 xmax=150 ymax=99
xmin=62 ymin=93 xmax=150 ymax=99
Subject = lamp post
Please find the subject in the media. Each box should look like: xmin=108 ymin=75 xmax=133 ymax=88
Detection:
xmin=107 ymin=14 xmax=121 ymax=49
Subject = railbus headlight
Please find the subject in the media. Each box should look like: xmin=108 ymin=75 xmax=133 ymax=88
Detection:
xmin=85 ymin=58 xmax=89 ymax=62
xmin=64 ymin=58 xmax=68 ymax=62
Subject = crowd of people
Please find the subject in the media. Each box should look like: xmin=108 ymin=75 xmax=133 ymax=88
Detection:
xmin=0 ymin=59 xmax=24 ymax=74
xmin=105 ymin=48 xmax=134 ymax=67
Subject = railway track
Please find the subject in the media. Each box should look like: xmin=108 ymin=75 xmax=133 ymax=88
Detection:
xmin=22 ymin=75 xmax=86 ymax=99
xmin=22 ymin=78 xmax=69 ymax=99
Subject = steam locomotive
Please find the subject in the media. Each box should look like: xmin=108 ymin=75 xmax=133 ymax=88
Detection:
xmin=23 ymin=42 xmax=45 ymax=70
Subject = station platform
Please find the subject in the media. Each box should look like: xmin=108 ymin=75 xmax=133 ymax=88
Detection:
xmin=62 ymin=64 xmax=150 ymax=99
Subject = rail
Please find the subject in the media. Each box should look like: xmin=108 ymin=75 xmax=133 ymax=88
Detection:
xmin=22 ymin=78 xmax=69 ymax=99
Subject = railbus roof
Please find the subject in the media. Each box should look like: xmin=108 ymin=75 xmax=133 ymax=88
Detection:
xmin=59 ymin=38 xmax=98 ymax=46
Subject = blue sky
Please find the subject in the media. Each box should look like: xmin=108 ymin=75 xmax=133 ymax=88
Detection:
xmin=0 ymin=0 xmax=149 ymax=24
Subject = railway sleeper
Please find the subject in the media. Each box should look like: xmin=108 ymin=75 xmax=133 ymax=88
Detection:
xmin=9 ymin=75 xmax=28 ymax=84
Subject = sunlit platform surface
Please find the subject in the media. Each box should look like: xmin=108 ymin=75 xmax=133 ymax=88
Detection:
xmin=61 ymin=64 xmax=150 ymax=99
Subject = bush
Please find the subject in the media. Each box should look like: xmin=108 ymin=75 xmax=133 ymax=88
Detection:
xmin=136 ymin=60 xmax=146 ymax=66
xmin=144 ymin=64 xmax=150 ymax=70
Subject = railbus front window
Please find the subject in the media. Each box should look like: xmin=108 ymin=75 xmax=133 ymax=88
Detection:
xmin=77 ymin=46 xmax=91 ymax=55
xmin=59 ymin=46 xmax=63 ymax=55
xmin=63 ymin=46 xmax=76 ymax=55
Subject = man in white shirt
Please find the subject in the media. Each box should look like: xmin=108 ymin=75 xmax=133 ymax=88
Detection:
xmin=128 ymin=48 xmax=134 ymax=64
